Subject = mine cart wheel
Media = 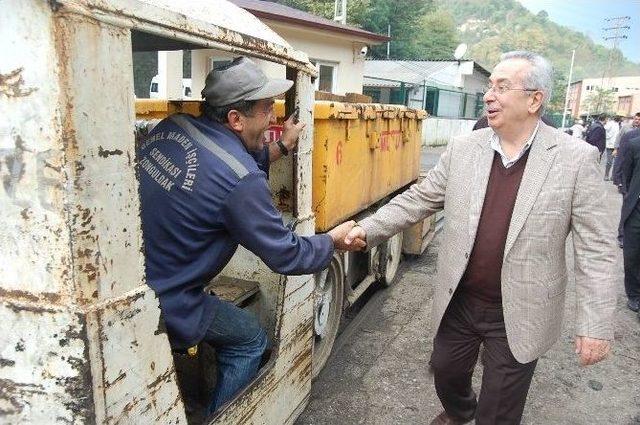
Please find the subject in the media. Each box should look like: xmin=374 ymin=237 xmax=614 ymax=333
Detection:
xmin=312 ymin=254 xmax=344 ymax=378
xmin=379 ymin=232 xmax=403 ymax=286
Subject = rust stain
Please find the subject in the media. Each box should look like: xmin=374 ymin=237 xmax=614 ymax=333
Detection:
xmin=0 ymin=378 xmax=45 ymax=415
xmin=97 ymin=146 xmax=124 ymax=158
xmin=275 ymin=185 xmax=292 ymax=210
xmin=76 ymin=247 xmax=93 ymax=258
xmin=48 ymin=0 xmax=62 ymax=12
xmin=0 ymin=288 xmax=61 ymax=305
xmin=0 ymin=68 xmax=37 ymax=98
xmin=74 ymin=160 xmax=85 ymax=173
xmin=146 ymin=369 xmax=173 ymax=391
xmin=0 ymin=358 xmax=16 ymax=368
xmin=118 ymin=307 xmax=141 ymax=321
xmin=14 ymin=340 xmax=25 ymax=352
xmin=105 ymin=370 xmax=127 ymax=389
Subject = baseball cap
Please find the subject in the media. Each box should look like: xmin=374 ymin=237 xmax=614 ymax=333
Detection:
xmin=201 ymin=57 xmax=293 ymax=107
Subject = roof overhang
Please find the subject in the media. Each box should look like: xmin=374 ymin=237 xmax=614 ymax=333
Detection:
xmin=57 ymin=0 xmax=317 ymax=75
xmin=472 ymin=62 xmax=491 ymax=77
xmin=249 ymin=10 xmax=390 ymax=43
xmin=228 ymin=0 xmax=390 ymax=44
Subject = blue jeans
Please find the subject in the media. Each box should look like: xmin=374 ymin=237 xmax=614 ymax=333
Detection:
xmin=204 ymin=298 xmax=267 ymax=414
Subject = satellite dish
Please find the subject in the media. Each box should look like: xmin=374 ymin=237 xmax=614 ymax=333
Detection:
xmin=453 ymin=43 xmax=468 ymax=60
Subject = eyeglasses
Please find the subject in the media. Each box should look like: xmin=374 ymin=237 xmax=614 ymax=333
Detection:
xmin=483 ymin=84 xmax=539 ymax=95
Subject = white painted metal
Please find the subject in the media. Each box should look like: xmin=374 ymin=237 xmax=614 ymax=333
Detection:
xmin=1 ymin=1 xmax=185 ymax=423
xmin=59 ymin=0 xmax=317 ymax=75
xmin=157 ymin=51 xmax=184 ymax=99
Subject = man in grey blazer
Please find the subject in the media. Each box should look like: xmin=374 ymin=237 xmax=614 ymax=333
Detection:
xmin=344 ymin=51 xmax=616 ymax=424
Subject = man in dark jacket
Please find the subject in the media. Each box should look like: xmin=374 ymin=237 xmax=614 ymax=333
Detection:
xmin=138 ymin=57 xmax=356 ymax=413
xmin=585 ymin=114 xmax=607 ymax=158
xmin=612 ymin=113 xmax=640 ymax=247
xmin=621 ymin=134 xmax=640 ymax=313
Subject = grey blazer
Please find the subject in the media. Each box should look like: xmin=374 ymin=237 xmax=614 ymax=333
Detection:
xmin=361 ymin=123 xmax=617 ymax=363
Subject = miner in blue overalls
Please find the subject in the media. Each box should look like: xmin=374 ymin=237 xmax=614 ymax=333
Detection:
xmin=138 ymin=57 xmax=355 ymax=413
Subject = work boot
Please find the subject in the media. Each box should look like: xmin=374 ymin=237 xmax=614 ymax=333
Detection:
xmin=429 ymin=411 xmax=471 ymax=425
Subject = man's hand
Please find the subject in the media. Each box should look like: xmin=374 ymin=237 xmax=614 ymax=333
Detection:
xmin=343 ymin=224 xmax=367 ymax=251
xmin=575 ymin=336 xmax=611 ymax=366
xmin=281 ymin=112 xmax=306 ymax=152
xmin=328 ymin=221 xmax=366 ymax=251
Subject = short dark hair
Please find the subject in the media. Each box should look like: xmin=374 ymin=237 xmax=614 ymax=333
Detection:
xmin=635 ymin=112 xmax=640 ymax=117
xmin=200 ymin=99 xmax=258 ymax=124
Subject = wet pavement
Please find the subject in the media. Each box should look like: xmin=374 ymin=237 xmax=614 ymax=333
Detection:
xmin=297 ymin=146 xmax=639 ymax=425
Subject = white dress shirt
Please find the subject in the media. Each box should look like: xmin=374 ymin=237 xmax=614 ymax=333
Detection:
xmin=489 ymin=121 xmax=540 ymax=168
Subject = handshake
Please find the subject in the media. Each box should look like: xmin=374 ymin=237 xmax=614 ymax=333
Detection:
xmin=327 ymin=220 xmax=367 ymax=251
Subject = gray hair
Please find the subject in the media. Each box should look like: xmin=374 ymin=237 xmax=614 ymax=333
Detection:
xmin=499 ymin=51 xmax=554 ymax=114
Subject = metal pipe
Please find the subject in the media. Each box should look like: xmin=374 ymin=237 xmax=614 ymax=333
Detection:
xmin=562 ymin=49 xmax=576 ymax=128
xmin=386 ymin=24 xmax=390 ymax=59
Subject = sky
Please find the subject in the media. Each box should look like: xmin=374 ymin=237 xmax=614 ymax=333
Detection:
xmin=516 ymin=0 xmax=640 ymax=63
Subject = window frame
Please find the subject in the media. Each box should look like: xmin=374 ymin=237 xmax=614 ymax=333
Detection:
xmin=311 ymin=59 xmax=338 ymax=93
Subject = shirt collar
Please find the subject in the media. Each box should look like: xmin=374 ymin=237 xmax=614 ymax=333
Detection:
xmin=489 ymin=121 xmax=540 ymax=168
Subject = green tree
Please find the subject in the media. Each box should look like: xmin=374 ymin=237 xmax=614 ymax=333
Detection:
xmin=549 ymin=72 xmax=567 ymax=112
xmin=536 ymin=10 xmax=548 ymax=21
xmin=415 ymin=9 xmax=460 ymax=59
xmin=583 ymin=87 xmax=616 ymax=115
xmin=275 ymin=0 xmax=333 ymax=17
xmin=357 ymin=0 xmax=434 ymax=59
xmin=271 ymin=0 xmax=442 ymax=60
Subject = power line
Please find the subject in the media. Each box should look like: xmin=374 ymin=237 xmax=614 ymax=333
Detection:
xmin=595 ymin=15 xmax=630 ymax=112
xmin=601 ymin=16 xmax=631 ymax=86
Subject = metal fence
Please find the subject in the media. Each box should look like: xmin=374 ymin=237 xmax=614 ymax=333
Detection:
xmin=421 ymin=86 xmax=483 ymax=119
xmin=363 ymin=77 xmax=483 ymax=120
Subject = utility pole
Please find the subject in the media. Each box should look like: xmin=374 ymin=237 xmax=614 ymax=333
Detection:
xmin=333 ymin=0 xmax=347 ymax=24
xmin=386 ymin=24 xmax=391 ymax=59
xmin=561 ymin=49 xmax=575 ymax=129
xmin=597 ymin=16 xmax=630 ymax=112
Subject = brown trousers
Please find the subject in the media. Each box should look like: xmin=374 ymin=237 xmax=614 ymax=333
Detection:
xmin=430 ymin=292 xmax=537 ymax=424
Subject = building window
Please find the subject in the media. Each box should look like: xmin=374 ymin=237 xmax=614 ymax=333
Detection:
xmin=311 ymin=60 xmax=337 ymax=93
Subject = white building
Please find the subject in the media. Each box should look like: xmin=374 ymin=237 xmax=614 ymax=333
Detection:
xmin=229 ymin=0 xmax=388 ymax=95
xmin=568 ymin=76 xmax=640 ymax=118
xmin=362 ymin=60 xmax=490 ymax=118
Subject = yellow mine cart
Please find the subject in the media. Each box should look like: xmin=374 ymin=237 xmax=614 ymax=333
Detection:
xmin=311 ymin=101 xmax=426 ymax=231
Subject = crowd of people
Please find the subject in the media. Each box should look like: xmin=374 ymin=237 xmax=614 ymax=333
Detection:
xmin=566 ymin=112 xmax=640 ymax=316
